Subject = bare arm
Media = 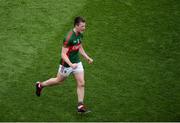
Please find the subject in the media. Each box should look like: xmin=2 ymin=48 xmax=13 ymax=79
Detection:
xmin=79 ymin=44 xmax=93 ymax=64
xmin=61 ymin=46 xmax=77 ymax=68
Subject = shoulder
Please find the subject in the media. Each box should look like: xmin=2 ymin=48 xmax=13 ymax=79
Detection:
xmin=64 ymin=30 xmax=74 ymax=41
xmin=63 ymin=30 xmax=74 ymax=47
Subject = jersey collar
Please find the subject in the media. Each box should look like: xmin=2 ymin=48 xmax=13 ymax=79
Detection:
xmin=73 ymin=28 xmax=81 ymax=36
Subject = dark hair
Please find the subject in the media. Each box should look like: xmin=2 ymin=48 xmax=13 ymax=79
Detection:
xmin=74 ymin=16 xmax=85 ymax=26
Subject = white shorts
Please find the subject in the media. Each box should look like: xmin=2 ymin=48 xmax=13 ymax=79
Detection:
xmin=58 ymin=62 xmax=84 ymax=77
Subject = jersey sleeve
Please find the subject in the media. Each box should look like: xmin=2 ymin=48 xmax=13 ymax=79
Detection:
xmin=63 ymin=38 xmax=70 ymax=47
xmin=63 ymin=31 xmax=73 ymax=47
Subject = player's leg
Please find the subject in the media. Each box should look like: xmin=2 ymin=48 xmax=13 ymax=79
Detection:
xmin=73 ymin=71 xmax=85 ymax=104
xmin=73 ymin=62 xmax=91 ymax=113
xmin=41 ymin=72 xmax=66 ymax=87
xmin=36 ymin=73 xmax=66 ymax=96
xmin=35 ymin=65 xmax=72 ymax=97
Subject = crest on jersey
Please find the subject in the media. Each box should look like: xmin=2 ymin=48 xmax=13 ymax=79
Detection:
xmin=73 ymin=39 xmax=80 ymax=44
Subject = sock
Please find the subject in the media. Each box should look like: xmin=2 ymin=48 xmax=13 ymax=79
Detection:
xmin=78 ymin=101 xmax=84 ymax=106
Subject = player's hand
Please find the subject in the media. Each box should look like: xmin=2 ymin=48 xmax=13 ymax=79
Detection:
xmin=71 ymin=63 xmax=78 ymax=69
xmin=87 ymin=58 xmax=93 ymax=64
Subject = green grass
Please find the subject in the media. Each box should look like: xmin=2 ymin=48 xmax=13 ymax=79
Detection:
xmin=0 ymin=0 xmax=180 ymax=121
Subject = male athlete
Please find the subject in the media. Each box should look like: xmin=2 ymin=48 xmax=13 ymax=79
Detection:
xmin=35 ymin=16 xmax=93 ymax=113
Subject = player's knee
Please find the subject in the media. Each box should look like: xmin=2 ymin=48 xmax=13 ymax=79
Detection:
xmin=78 ymin=84 xmax=85 ymax=88
xmin=77 ymin=80 xmax=85 ymax=87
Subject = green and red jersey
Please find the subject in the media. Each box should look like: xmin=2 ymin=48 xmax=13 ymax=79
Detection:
xmin=60 ymin=29 xmax=83 ymax=67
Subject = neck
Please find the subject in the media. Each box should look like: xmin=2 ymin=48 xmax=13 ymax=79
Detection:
xmin=73 ymin=28 xmax=80 ymax=35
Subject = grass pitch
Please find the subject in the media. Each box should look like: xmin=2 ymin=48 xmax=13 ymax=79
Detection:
xmin=0 ymin=0 xmax=179 ymax=121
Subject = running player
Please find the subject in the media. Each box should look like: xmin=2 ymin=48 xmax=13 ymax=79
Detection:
xmin=35 ymin=16 xmax=93 ymax=113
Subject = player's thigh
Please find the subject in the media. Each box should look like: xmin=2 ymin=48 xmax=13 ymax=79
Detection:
xmin=73 ymin=71 xmax=85 ymax=86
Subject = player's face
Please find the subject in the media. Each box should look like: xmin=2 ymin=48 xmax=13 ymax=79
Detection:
xmin=77 ymin=22 xmax=86 ymax=33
